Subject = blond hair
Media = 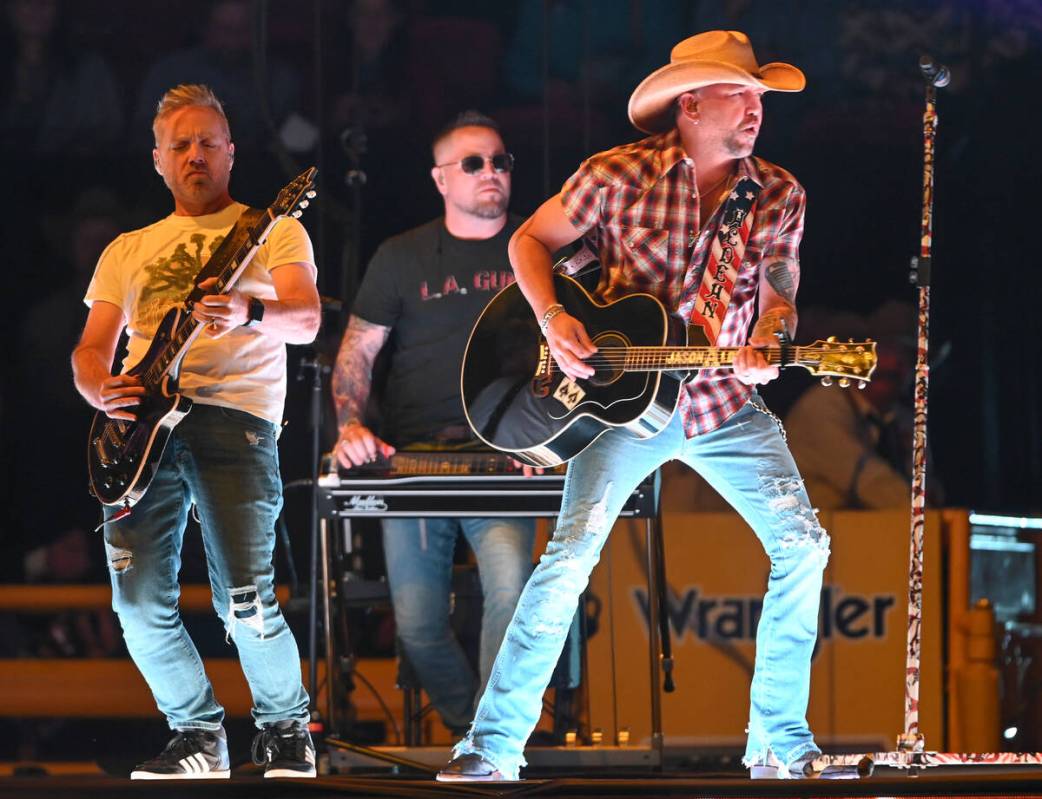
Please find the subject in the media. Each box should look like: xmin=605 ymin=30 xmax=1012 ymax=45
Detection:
xmin=152 ymin=84 xmax=231 ymax=144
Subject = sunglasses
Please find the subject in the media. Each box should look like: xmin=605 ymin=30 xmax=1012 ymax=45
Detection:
xmin=437 ymin=153 xmax=515 ymax=175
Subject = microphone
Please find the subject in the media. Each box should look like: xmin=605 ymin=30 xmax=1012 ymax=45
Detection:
xmin=919 ymin=54 xmax=951 ymax=88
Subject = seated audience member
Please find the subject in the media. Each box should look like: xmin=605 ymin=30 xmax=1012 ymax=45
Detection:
xmin=131 ymin=0 xmax=301 ymax=152
xmin=1 ymin=0 xmax=124 ymax=153
xmin=785 ymin=302 xmax=943 ymax=509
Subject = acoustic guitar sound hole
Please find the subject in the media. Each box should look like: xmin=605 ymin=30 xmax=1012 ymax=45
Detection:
xmin=588 ymin=332 xmax=628 ymax=386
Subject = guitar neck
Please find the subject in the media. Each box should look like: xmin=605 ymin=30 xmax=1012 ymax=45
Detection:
xmin=606 ymin=345 xmax=797 ymax=372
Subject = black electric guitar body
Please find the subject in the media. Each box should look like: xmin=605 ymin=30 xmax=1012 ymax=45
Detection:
xmin=87 ymin=168 xmax=318 ymax=507
xmin=460 ymin=274 xmax=877 ymax=468
xmin=86 ymin=308 xmax=195 ymax=506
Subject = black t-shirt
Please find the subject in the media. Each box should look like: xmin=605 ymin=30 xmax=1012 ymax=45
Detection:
xmin=352 ymin=215 xmax=523 ymax=447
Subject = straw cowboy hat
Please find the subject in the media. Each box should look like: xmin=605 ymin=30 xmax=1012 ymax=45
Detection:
xmin=628 ymin=30 xmax=805 ymax=134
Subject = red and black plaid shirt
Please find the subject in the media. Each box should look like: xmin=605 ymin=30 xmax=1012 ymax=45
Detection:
xmin=560 ymin=127 xmax=806 ymax=436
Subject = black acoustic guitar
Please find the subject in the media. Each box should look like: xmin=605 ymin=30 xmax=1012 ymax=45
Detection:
xmin=87 ymin=168 xmax=318 ymax=507
xmin=460 ymin=273 xmax=877 ymax=468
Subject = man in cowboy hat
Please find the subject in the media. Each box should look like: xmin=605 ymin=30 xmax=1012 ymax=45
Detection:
xmin=438 ymin=31 xmax=850 ymax=782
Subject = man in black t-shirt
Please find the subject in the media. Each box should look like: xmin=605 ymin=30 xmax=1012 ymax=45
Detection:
xmin=331 ymin=111 xmax=535 ymax=735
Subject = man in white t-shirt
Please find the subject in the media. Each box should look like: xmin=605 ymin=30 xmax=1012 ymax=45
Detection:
xmin=72 ymin=84 xmax=320 ymax=780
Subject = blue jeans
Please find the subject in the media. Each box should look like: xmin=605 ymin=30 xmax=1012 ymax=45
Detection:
xmin=382 ymin=517 xmax=535 ymax=731
xmin=453 ymin=395 xmax=829 ymax=778
xmin=102 ymin=403 xmax=310 ymax=732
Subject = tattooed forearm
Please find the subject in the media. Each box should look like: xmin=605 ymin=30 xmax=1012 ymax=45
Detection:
xmin=752 ymin=305 xmax=797 ymax=341
xmin=765 ymin=259 xmax=798 ymax=304
xmin=754 ymin=257 xmax=799 ymax=341
xmin=331 ymin=315 xmax=391 ymax=428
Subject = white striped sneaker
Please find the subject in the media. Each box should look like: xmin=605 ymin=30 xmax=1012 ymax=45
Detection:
xmin=252 ymin=720 xmax=316 ymax=778
xmin=130 ymin=728 xmax=230 ymax=780
xmin=749 ymin=750 xmax=862 ymax=780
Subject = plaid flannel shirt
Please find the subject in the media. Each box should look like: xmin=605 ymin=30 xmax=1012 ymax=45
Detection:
xmin=560 ymin=127 xmax=806 ymax=436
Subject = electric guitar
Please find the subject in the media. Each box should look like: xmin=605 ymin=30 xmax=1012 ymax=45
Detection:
xmin=87 ymin=168 xmax=318 ymax=507
xmin=460 ymin=273 xmax=877 ymax=468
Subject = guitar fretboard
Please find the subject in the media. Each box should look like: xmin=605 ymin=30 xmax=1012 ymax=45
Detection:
xmin=571 ymin=346 xmax=795 ymax=372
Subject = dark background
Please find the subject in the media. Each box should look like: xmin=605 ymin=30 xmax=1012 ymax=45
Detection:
xmin=0 ymin=0 xmax=1040 ymax=756
xmin=4 ymin=0 xmax=1040 ymax=548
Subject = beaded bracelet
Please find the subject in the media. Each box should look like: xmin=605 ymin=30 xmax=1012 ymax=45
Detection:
xmin=538 ymin=303 xmax=565 ymax=335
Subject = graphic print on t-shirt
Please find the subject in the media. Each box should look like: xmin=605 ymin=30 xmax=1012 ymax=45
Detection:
xmin=137 ymin=233 xmax=225 ymax=334
xmin=419 ymin=270 xmax=515 ymax=301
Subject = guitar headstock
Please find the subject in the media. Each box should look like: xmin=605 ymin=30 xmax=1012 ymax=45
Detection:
xmin=271 ymin=167 xmax=318 ymax=219
xmin=796 ymin=338 xmax=878 ymax=388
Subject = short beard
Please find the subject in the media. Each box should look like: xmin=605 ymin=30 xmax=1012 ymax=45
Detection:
xmin=454 ymin=194 xmax=509 ymax=220
xmin=722 ymin=131 xmax=756 ymax=158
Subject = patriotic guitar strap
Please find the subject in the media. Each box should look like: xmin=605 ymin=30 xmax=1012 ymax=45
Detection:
xmin=688 ymin=176 xmax=761 ymax=344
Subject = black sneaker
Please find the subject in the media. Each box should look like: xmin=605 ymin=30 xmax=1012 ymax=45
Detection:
xmin=251 ymin=720 xmax=316 ymax=778
xmin=130 ymin=728 xmax=230 ymax=780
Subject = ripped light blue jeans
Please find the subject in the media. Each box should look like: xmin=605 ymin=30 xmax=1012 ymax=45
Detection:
xmin=382 ymin=517 xmax=535 ymax=732
xmin=453 ymin=395 xmax=829 ymax=779
xmin=102 ymin=403 xmax=310 ymax=732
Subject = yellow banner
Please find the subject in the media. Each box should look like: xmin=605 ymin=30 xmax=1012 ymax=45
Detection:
xmin=584 ymin=509 xmax=943 ymax=752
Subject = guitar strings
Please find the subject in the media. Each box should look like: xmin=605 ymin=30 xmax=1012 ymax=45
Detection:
xmin=542 ymin=347 xmax=794 ymax=370
xmin=544 ymin=363 xmax=741 ymax=380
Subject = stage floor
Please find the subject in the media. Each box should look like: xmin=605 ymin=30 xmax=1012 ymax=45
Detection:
xmin=3 ymin=765 xmax=1042 ymax=799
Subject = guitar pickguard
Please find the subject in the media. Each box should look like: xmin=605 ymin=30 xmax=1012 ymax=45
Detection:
xmin=546 ymin=371 xmax=657 ymax=421
xmin=552 ymin=377 xmax=586 ymax=410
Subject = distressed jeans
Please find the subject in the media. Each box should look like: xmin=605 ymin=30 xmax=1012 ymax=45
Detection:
xmin=453 ymin=395 xmax=829 ymax=778
xmin=383 ymin=517 xmax=535 ymax=731
xmin=102 ymin=404 xmax=310 ymax=732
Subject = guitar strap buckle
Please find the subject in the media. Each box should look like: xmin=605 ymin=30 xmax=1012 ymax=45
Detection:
xmin=553 ymin=240 xmax=600 ymax=279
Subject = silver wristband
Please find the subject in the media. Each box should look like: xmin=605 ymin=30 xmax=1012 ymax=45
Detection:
xmin=538 ymin=303 xmax=565 ymax=335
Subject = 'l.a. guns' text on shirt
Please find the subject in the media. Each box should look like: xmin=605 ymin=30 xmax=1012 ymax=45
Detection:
xmin=420 ymin=271 xmax=516 ymax=301
xmin=632 ymin=584 xmax=896 ymax=643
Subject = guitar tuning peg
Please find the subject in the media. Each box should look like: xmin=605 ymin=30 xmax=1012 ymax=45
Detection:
xmin=827 ymin=335 xmax=837 ymax=343
xmin=820 ymin=376 xmax=833 ymax=387
xmin=291 ymin=210 xmax=302 ymax=218
xmin=298 ymin=199 xmax=309 ymax=208
xmin=306 ymin=190 xmax=317 ymax=198
xmin=839 ymin=377 xmax=851 ymax=388
xmin=857 ymin=380 xmax=867 ymax=390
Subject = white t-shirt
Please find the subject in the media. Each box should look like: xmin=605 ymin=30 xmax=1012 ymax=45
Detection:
xmin=84 ymin=202 xmax=317 ymax=425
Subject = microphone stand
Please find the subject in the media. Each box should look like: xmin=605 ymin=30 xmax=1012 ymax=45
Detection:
xmin=298 ymin=347 xmax=330 ymax=734
xmin=814 ymin=56 xmax=1042 ymax=778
